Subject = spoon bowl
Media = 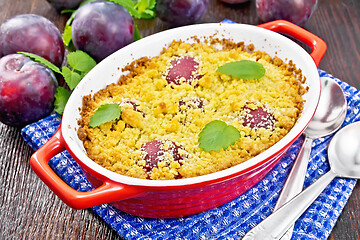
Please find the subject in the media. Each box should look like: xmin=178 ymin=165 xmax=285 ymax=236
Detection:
xmin=243 ymin=121 xmax=360 ymax=240
xmin=305 ymin=77 xmax=347 ymax=137
xmin=328 ymin=122 xmax=360 ymax=178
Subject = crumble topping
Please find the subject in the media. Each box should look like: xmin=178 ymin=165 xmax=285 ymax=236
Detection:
xmin=77 ymin=39 xmax=306 ymax=180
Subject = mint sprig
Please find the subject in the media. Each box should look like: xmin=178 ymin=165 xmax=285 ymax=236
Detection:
xmin=198 ymin=120 xmax=241 ymax=152
xmin=19 ymin=50 xmax=95 ymax=89
xmin=62 ymin=25 xmax=74 ymax=50
xmin=217 ymin=60 xmax=266 ymax=80
xmin=61 ymin=66 xmax=82 ymax=90
xmin=134 ymin=0 xmax=156 ymax=19
xmin=54 ymin=87 xmax=71 ymax=115
xmin=18 ymin=52 xmax=62 ymax=75
xmin=133 ymin=24 xmax=142 ymax=41
xmin=109 ymin=0 xmax=141 ymax=18
xmin=67 ymin=50 xmax=97 ymax=76
xmin=109 ymin=0 xmax=156 ymax=19
xmin=89 ymin=103 xmax=122 ymax=128
xmin=19 ymin=50 xmax=97 ymax=115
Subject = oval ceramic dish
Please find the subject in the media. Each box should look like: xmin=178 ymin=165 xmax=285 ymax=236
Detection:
xmin=30 ymin=20 xmax=326 ymax=218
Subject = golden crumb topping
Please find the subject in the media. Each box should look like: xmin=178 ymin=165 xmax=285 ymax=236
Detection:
xmin=77 ymin=39 xmax=306 ymax=180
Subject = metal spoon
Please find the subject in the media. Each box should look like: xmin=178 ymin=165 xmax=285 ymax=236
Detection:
xmin=243 ymin=121 xmax=360 ymax=240
xmin=273 ymin=76 xmax=347 ymax=239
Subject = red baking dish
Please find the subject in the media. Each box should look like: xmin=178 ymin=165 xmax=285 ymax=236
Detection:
xmin=30 ymin=20 xmax=326 ymax=218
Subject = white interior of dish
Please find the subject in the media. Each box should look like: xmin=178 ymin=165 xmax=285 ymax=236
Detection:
xmin=61 ymin=23 xmax=320 ymax=187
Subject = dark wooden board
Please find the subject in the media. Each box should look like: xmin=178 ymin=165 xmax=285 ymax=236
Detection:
xmin=0 ymin=0 xmax=359 ymax=239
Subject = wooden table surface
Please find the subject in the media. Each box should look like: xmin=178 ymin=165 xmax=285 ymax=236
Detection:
xmin=0 ymin=0 xmax=359 ymax=239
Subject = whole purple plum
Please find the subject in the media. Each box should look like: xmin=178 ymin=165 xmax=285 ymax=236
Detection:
xmin=0 ymin=14 xmax=65 ymax=67
xmin=156 ymin=0 xmax=209 ymax=27
xmin=0 ymin=54 xmax=58 ymax=127
xmin=256 ymin=0 xmax=318 ymax=26
xmin=47 ymin=0 xmax=84 ymax=11
xmin=72 ymin=1 xmax=134 ymax=62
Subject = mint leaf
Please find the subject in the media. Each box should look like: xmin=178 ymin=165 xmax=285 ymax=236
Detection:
xmin=60 ymin=9 xmax=75 ymax=14
xmin=135 ymin=0 xmax=156 ymax=19
xmin=108 ymin=0 xmax=140 ymax=18
xmin=140 ymin=9 xmax=156 ymax=19
xmin=61 ymin=51 xmax=96 ymax=90
xmin=54 ymin=87 xmax=71 ymax=115
xmin=62 ymin=66 xmax=82 ymax=90
xmin=135 ymin=0 xmax=150 ymax=13
xmin=133 ymin=24 xmax=142 ymax=41
xmin=18 ymin=52 xmax=62 ymax=75
xmin=65 ymin=12 xmax=76 ymax=26
xmin=217 ymin=60 xmax=265 ymax=80
xmin=108 ymin=0 xmax=156 ymax=19
xmin=89 ymin=103 xmax=122 ymax=128
xmin=67 ymin=50 xmax=96 ymax=74
xmin=62 ymin=25 xmax=73 ymax=47
xmin=198 ymin=120 xmax=241 ymax=152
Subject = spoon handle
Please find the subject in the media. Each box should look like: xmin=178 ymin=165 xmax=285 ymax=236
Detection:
xmin=242 ymin=170 xmax=337 ymax=240
xmin=274 ymin=137 xmax=313 ymax=240
xmin=274 ymin=136 xmax=313 ymax=211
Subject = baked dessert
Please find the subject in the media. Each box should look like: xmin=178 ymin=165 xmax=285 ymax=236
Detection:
xmin=77 ymin=38 xmax=306 ymax=180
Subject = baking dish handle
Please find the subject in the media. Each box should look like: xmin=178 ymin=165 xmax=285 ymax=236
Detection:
xmin=257 ymin=20 xmax=327 ymax=67
xmin=30 ymin=128 xmax=145 ymax=209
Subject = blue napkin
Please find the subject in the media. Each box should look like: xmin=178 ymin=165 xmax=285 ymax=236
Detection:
xmin=22 ymin=69 xmax=359 ymax=240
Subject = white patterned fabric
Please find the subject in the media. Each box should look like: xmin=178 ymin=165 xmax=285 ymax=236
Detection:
xmin=22 ymin=69 xmax=359 ymax=240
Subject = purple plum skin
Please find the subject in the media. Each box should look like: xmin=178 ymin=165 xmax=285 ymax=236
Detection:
xmin=156 ymin=0 xmax=209 ymax=27
xmin=256 ymin=0 xmax=318 ymax=26
xmin=0 ymin=14 xmax=65 ymax=67
xmin=46 ymin=0 xmax=84 ymax=11
xmin=0 ymin=54 xmax=58 ymax=127
xmin=72 ymin=1 xmax=134 ymax=62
